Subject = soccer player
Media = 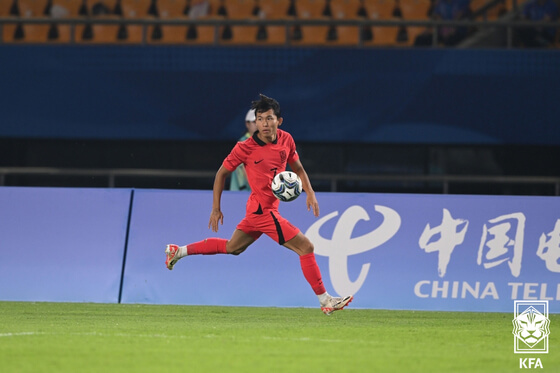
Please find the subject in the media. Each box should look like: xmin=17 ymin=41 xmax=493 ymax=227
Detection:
xmin=165 ymin=94 xmax=353 ymax=315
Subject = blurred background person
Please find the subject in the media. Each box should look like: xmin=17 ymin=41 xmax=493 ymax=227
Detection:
xmin=229 ymin=109 xmax=257 ymax=191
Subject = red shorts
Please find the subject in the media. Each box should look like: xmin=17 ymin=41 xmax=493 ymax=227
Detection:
xmin=236 ymin=209 xmax=300 ymax=245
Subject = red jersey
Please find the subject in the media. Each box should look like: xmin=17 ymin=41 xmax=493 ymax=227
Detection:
xmin=223 ymin=129 xmax=299 ymax=213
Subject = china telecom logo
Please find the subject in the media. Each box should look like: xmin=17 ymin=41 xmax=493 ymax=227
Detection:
xmin=305 ymin=205 xmax=401 ymax=296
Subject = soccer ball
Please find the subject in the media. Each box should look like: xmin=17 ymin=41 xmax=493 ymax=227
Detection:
xmin=271 ymin=171 xmax=302 ymax=202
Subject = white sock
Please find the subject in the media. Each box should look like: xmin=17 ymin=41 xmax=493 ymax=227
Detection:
xmin=318 ymin=292 xmax=330 ymax=305
xmin=178 ymin=245 xmax=188 ymax=258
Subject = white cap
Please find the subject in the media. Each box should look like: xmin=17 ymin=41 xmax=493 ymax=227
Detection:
xmin=245 ymin=109 xmax=256 ymax=122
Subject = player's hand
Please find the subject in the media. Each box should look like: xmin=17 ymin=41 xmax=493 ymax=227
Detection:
xmin=306 ymin=194 xmax=319 ymax=217
xmin=208 ymin=208 xmax=224 ymax=232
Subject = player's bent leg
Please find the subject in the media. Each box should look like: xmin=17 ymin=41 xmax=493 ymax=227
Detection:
xmin=284 ymin=232 xmax=354 ymax=315
xmin=165 ymin=237 xmax=231 ymax=270
xmin=284 ymin=232 xmax=327 ymax=298
xmin=282 ymin=231 xmax=314 ymax=256
xmin=226 ymin=229 xmax=256 ymax=256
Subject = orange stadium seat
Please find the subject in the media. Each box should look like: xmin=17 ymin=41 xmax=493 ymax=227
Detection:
xmin=0 ymin=0 xmax=15 ymax=16
xmin=18 ymin=0 xmax=47 ymax=17
xmin=178 ymin=0 xmax=221 ymax=44
xmin=121 ymin=0 xmax=151 ymax=17
xmin=36 ymin=24 xmax=66 ymax=42
xmin=7 ymin=24 xmax=48 ymax=42
xmin=291 ymin=25 xmax=329 ymax=45
xmin=330 ymin=0 xmax=360 ymax=19
xmin=256 ymin=25 xmax=288 ymax=44
xmin=74 ymin=18 xmax=120 ymax=43
xmin=2 ymin=24 xmax=21 ymax=42
xmin=328 ymin=0 xmax=361 ymax=45
xmin=364 ymin=0 xmax=399 ymax=46
xmin=248 ymin=0 xmax=290 ymax=43
xmin=289 ymin=0 xmax=328 ymax=44
xmin=364 ymin=0 xmax=395 ymax=19
xmin=121 ymin=0 xmax=153 ymax=43
xmin=153 ymin=0 xmax=188 ymax=43
xmin=157 ymin=0 xmax=185 ymax=17
xmin=49 ymin=23 xmax=72 ymax=42
xmin=221 ymin=25 xmax=258 ymax=43
xmin=149 ymin=24 xmax=187 ymax=43
xmin=184 ymin=25 xmax=218 ymax=43
xmin=50 ymin=0 xmax=83 ymax=15
xmin=370 ymin=24 xmax=398 ymax=45
xmin=90 ymin=24 xmax=121 ymax=43
xmin=224 ymin=0 xmax=255 ymax=19
xmin=326 ymin=24 xmax=360 ymax=45
xmin=258 ymin=0 xmax=290 ymax=19
xmin=295 ymin=0 xmax=325 ymax=19
xmin=400 ymin=0 xmax=430 ymax=19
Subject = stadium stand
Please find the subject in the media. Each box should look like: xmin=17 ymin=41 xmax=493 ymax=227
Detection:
xmin=0 ymin=0 xmax=542 ymax=47
xmin=2 ymin=0 xmax=48 ymax=43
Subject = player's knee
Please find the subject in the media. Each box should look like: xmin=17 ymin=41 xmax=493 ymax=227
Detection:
xmin=302 ymin=241 xmax=314 ymax=255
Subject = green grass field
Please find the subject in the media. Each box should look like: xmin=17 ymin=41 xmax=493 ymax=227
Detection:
xmin=0 ymin=302 xmax=557 ymax=373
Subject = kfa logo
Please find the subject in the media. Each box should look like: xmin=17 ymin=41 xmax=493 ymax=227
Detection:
xmin=513 ymin=301 xmax=549 ymax=369
xmin=305 ymin=205 xmax=400 ymax=296
xmin=513 ymin=300 xmax=550 ymax=354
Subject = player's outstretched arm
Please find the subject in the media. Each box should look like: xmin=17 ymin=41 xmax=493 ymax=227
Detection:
xmin=290 ymin=159 xmax=319 ymax=217
xmin=208 ymin=165 xmax=232 ymax=232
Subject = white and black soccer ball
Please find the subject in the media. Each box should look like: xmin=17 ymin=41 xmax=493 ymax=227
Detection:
xmin=271 ymin=171 xmax=302 ymax=202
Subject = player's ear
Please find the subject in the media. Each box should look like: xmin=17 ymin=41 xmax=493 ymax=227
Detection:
xmin=277 ymin=117 xmax=283 ymax=126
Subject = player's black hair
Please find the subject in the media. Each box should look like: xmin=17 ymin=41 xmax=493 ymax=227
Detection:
xmin=251 ymin=94 xmax=281 ymax=118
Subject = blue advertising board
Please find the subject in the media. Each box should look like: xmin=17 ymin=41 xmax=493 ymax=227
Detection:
xmin=1 ymin=186 xmax=557 ymax=312
xmin=122 ymin=189 xmax=560 ymax=313
xmin=0 ymin=187 xmax=131 ymax=303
